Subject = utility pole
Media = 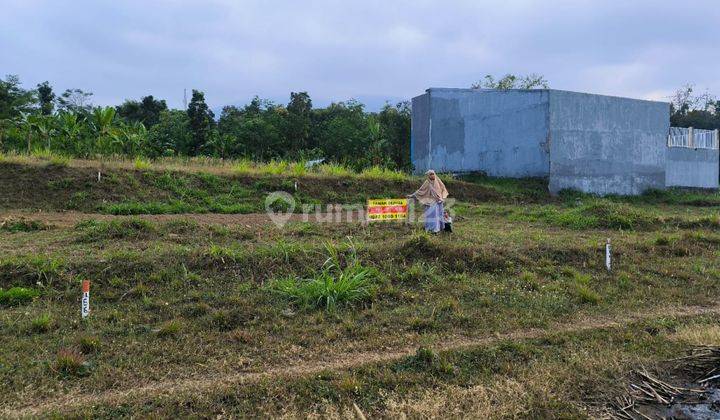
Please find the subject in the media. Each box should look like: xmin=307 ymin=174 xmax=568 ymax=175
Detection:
xmin=183 ymin=88 xmax=187 ymax=109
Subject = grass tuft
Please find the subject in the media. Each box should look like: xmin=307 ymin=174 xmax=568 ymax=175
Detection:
xmin=269 ymin=246 xmax=378 ymax=310
xmin=133 ymin=157 xmax=152 ymax=170
xmin=0 ymin=218 xmax=49 ymax=233
xmin=574 ymin=284 xmax=601 ymax=304
xmin=400 ymin=346 xmax=455 ymax=375
xmin=76 ymin=218 xmax=158 ymax=241
xmin=156 ymin=320 xmax=183 ymax=338
xmin=54 ymin=348 xmax=90 ymax=377
xmin=77 ymin=335 xmax=102 ymax=354
xmin=0 ymin=287 xmax=39 ymax=306
xmin=31 ymin=314 xmax=54 ymax=333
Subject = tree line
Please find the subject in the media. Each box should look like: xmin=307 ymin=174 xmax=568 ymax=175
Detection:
xmin=669 ymin=84 xmax=720 ymax=131
xmin=3 ymin=73 xmax=712 ymax=171
xmin=0 ymin=75 xmax=411 ymax=170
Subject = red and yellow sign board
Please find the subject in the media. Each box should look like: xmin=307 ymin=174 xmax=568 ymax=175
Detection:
xmin=367 ymin=198 xmax=408 ymax=221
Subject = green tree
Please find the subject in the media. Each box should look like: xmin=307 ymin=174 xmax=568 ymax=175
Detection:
xmin=670 ymin=84 xmax=720 ymax=130
xmin=186 ymin=90 xmax=215 ymax=155
xmin=472 ymin=73 xmax=549 ymax=90
xmin=36 ymin=81 xmax=55 ymax=116
xmin=57 ymin=88 xmax=93 ymax=114
xmin=311 ymin=100 xmax=369 ymax=167
xmin=90 ymin=107 xmax=118 ymax=154
xmin=27 ymin=114 xmax=56 ymax=150
xmin=0 ymin=75 xmax=36 ymax=120
xmin=286 ymin=91 xmax=312 ymax=152
xmin=115 ymin=121 xmax=148 ymax=156
xmin=147 ymin=110 xmax=192 ymax=157
xmin=116 ymin=95 xmax=168 ymax=127
xmin=378 ymin=101 xmax=411 ymax=170
xmin=57 ymin=112 xmax=84 ymax=155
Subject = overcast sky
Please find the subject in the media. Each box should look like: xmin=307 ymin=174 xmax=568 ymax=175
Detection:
xmin=2 ymin=0 xmax=719 ymax=111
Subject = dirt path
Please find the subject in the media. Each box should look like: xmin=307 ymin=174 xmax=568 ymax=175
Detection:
xmin=0 ymin=210 xmax=368 ymax=228
xmin=4 ymin=304 xmax=719 ymax=418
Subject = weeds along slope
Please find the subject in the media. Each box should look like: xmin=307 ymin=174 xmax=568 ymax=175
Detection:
xmin=0 ymin=159 xmax=502 ymax=214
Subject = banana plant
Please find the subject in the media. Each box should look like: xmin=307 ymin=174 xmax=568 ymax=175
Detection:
xmin=367 ymin=116 xmax=388 ymax=166
xmin=58 ymin=112 xmax=82 ymax=154
xmin=27 ymin=115 xmax=57 ymax=150
xmin=114 ymin=121 xmax=148 ymax=155
xmin=91 ymin=107 xmax=118 ymax=154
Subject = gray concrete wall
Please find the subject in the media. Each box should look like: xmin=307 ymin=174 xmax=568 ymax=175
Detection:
xmin=411 ymin=88 xmax=550 ymax=176
xmin=410 ymin=92 xmax=430 ymax=173
xmin=665 ymin=147 xmax=719 ymax=189
xmin=547 ymin=90 xmax=670 ymax=195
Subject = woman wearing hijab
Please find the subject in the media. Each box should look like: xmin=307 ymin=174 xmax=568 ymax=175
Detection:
xmin=408 ymin=170 xmax=449 ymax=233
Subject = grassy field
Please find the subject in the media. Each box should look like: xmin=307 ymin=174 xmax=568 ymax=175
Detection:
xmin=2 ymin=156 xmax=720 ymax=418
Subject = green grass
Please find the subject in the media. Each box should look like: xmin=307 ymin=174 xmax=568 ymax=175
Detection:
xmin=50 ymin=316 xmax=719 ymax=418
xmin=30 ymin=314 xmax=54 ymax=333
xmin=0 ymin=287 xmax=39 ymax=306
xmin=75 ymin=218 xmax=158 ymax=241
xmin=269 ymin=246 xmax=379 ymax=310
xmin=4 ymin=158 xmax=720 ymax=417
xmin=53 ymin=349 xmax=90 ymax=377
xmin=0 ymin=218 xmax=48 ymax=233
xmin=133 ymin=157 xmax=152 ymax=170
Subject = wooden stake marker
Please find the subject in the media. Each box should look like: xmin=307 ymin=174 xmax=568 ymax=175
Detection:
xmin=605 ymin=238 xmax=612 ymax=272
xmin=81 ymin=280 xmax=90 ymax=319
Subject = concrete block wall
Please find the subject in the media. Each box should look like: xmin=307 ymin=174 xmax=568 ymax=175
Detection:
xmin=411 ymin=88 xmax=675 ymax=196
xmin=666 ymin=147 xmax=719 ymax=189
xmin=411 ymin=88 xmax=550 ymax=177
xmin=547 ymin=90 xmax=670 ymax=195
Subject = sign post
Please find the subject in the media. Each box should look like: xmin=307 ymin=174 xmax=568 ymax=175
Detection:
xmin=367 ymin=199 xmax=408 ymax=222
xmin=81 ymin=280 xmax=90 ymax=319
xmin=605 ymin=239 xmax=612 ymax=272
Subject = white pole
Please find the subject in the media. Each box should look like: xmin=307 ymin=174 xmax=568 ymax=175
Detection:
xmin=605 ymin=239 xmax=611 ymax=272
xmin=81 ymin=280 xmax=90 ymax=319
xmin=714 ymin=129 xmax=719 ymax=149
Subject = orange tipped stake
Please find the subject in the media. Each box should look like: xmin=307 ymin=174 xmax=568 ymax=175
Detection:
xmin=81 ymin=280 xmax=90 ymax=318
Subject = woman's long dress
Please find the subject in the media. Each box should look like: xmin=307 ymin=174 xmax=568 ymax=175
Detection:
xmin=424 ymin=201 xmax=445 ymax=233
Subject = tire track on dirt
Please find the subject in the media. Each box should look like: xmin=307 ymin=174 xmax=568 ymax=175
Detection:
xmin=4 ymin=304 xmax=720 ymax=418
xmin=0 ymin=210 xmax=362 ymax=228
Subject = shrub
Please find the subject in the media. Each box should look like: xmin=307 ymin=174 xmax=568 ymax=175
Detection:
xmin=54 ymin=348 xmax=90 ymax=377
xmin=0 ymin=287 xmax=39 ymax=306
xmin=269 ymin=246 xmax=378 ymax=310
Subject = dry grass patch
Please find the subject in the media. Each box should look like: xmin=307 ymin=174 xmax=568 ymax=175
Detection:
xmin=670 ymin=324 xmax=720 ymax=346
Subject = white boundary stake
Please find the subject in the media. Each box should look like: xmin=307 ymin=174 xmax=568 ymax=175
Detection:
xmin=605 ymin=238 xmax=612 ymax=272
xmin=81 ymin=280 xmax=90 ymax=319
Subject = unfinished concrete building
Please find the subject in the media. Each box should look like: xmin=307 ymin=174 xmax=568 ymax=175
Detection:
xmin=411 ymin=88 xmax=719 ymax=195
